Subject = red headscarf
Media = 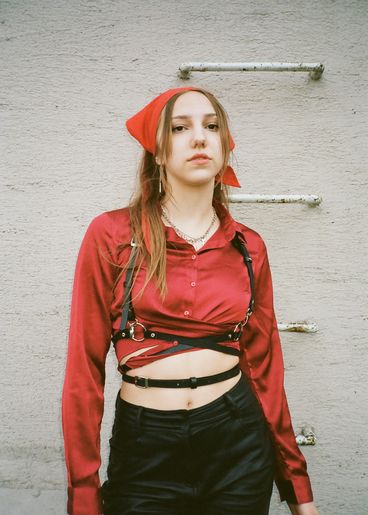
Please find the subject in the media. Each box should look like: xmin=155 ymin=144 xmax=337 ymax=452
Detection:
xmin=125 ymin=87 xmax=241 ymax=188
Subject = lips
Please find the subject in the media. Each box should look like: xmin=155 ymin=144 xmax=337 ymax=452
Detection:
xmin=190 ymin=158 xmax=210 ymax=165
xmin=187 ymin=153 xmax=212 ymax=167
xmin=189 ymin=153 xmax=210 ymax=161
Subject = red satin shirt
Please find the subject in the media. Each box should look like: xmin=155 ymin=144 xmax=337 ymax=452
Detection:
xmin=62 ymin=203 xmax=313 ymax=515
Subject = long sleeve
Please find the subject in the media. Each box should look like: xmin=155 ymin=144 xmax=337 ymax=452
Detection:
xmin=62 ymin=213 xmax=118 ymax=515
xmin=239 ymin=236 xmax=313 ymax=504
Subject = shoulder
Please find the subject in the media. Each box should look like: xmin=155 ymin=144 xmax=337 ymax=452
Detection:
xmin=85 ymin=207 xmax=131 ymax=242
xmin=79 ymin=208 xmax=132 ymax=267
xmin=234 ymin=220 xmax=268 ymax=259
xmin=233 ymin=221 xmax=274 ymax=284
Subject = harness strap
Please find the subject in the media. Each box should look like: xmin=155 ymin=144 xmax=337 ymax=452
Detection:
xmin=232 ymin=232 xmax=255 ymax=318
xmin=119 ymin=240 xmax=139 ymax=331
xmin=112 ymin=329 xmax=241 ymax=355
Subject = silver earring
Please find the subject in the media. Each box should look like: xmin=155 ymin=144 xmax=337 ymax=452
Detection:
xmin=158 ymin=163 xmax=164 ymax=194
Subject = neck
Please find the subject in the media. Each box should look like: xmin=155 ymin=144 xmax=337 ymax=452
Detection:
xmin=161 ymin=181 xmax=215 ymax=223
xmin=160 ymin=180 xmax=219 ymax=244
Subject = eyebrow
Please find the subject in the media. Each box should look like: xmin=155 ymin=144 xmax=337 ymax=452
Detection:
xmin=172 ymin=113 xmax=218 ymax=120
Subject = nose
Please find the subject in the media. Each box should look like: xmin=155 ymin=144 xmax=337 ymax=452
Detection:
xmin=191 ymin=122 xmax=207 ymax=147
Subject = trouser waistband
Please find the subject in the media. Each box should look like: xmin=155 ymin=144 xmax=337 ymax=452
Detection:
xmin=115 ymin=371 xmax=265 ymax=431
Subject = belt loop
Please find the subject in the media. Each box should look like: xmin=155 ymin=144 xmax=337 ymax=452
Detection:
xmin=136 ymin=406 xmax=143 ymax=431
xmin=223 ymin=392 xmax=241 ymax=417
xmin=112 ymin=389 xmax=122 ymax=435
xmin=115 ymin=389 xmax=121 ymax=409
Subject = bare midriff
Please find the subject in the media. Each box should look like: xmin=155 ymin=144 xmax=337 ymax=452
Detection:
xmin=119 ymin=348 xmax=241 ymax=411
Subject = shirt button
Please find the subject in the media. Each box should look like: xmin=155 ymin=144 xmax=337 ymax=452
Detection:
xmin=184 ymin=310 xmax=190 ymax=316
xmin=191 ymin=255 xmax=197 ymax=260
xmin=190 ymin=282 xmax=196 ymax=287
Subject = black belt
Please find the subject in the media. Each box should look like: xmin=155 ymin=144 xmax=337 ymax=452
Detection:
xmin=122 ymin=364 xmax=240 ymax=389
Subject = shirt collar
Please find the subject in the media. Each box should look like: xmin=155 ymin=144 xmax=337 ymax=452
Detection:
xmin=214 ymin=201 xmax=247 ymax=243
xmin=163 ymin=201 xmax=247 ymax=249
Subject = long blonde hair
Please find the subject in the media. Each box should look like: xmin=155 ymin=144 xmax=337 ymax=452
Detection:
xmin=119 ymin=87 xmax=233 ymax=298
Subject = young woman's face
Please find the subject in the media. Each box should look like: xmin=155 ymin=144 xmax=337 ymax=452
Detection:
xmin=163 ymin=91 xmax=223 ymax=189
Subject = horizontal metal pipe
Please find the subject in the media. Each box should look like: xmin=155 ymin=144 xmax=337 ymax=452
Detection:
xmin=277 ymin=323 xmax=318 ymax=333
xmin=229 ymin=194 xmax=322 ymax=206
xmin=179 ymin=62 xmax=324 ymax=80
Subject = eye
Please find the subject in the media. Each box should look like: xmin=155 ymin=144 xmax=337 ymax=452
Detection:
xmin=207 ymin=123 xmax=219 ymax=131
xmin=172 ymin=125 xmax=186 ymax=132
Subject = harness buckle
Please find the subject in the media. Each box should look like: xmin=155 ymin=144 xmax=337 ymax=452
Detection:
xmin=244 ymin=308 xmax=253 ymax=325
xmin=232 ymin=309 xmax=253 ymax=341
xmin=129 ymin=321 xmax=146 ymax=342
xmin=232 ymin=322 xmax=243 ymax=341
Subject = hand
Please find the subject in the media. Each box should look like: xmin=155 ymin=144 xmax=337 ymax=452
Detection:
xmin=288 ymin=501 xmax=319 ymax=515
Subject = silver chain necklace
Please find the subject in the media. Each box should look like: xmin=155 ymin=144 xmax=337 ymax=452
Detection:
xmin=161 ymin=207 xmax=217 ymax=245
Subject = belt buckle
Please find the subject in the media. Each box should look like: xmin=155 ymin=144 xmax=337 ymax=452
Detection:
xmin=134 ymin=376 xmax=149 ymax=388
xmin=189 ymin=376 xmax=198 ymax=389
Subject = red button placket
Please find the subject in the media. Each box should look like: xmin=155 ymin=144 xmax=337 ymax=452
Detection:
xmin=182 ymin=252 xmax=198 ymax=317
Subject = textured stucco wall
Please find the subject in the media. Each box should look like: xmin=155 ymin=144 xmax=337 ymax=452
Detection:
xmin=1 ymin=0 xmax=367 ymax=513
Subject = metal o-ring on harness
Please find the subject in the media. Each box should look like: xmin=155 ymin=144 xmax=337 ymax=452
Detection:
xmin=129 ymin=320 xmax=147 ymax=342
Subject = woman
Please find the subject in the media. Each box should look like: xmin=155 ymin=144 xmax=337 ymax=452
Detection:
xmin=62 ymin=86 xmax=318 ymax=515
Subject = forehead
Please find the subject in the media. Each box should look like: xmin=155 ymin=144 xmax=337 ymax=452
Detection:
xmin=172 ymin=91 xmax=216 ymax=117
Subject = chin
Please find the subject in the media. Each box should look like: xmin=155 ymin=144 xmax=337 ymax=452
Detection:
xmin=187 ymin=177 xmax=216 ymax=188
xmin=186 ymin=171 xmax=217 ymax=185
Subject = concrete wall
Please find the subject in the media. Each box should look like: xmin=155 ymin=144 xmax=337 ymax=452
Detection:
xmin=1 ymin=0 xmax=367 ymax=513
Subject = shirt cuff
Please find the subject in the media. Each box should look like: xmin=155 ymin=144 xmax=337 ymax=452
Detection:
xmin=67 ymin=486 xmax=102 ymax=515
xmin=275 ymin=475 xmax=314 ymax=504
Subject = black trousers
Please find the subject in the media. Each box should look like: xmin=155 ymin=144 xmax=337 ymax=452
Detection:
xmin=102 ymin=372 xmax=275 ymax=515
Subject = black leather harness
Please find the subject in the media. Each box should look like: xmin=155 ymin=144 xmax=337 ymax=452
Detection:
xmin=111 ymin=232 xmax=255 ymax=387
